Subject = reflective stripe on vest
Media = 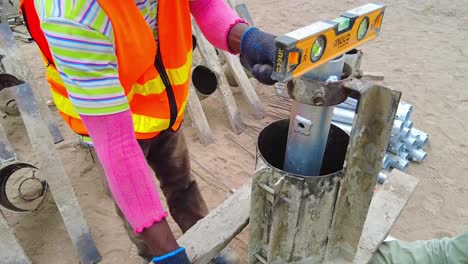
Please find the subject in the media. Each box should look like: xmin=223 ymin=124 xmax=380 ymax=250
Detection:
xmin=21 ymin=0 xmax=193 ymax=140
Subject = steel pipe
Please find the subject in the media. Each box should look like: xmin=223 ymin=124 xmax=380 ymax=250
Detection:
xmin=404 ymin=136 xmax=417 ymax=150
xmin=388 ymin=142 xmax=404 ymax=155
xmin=392 ymin=119 xmax=404 ymax=135
xmin=411 ymin=128 xmax=429 ymax=147
xmin=409 ymin=148 xmax=427 ymax=163
xmin=331 ymin=121 xmax=351 ymax=134
xmin=191 ymin=65 xmax=218 ymax=100
xmin=344 ymin=49 xmax=360 ymax=74
xmin=332 ymin=107 xmax=355 ymax=124
xmin=395 ymin=102 xmax=413 ymax=122
xmin=284 ymin=56 xmax=345 ymax=176
xmin=388 ymin=153 xmax=409 ymax=171
xmin=378 ymin=171 xmax=389 ymax=184
xmin=399 ymin=150 xmax=410 ymax=160
xmin=389 ymin=133 xmax=402 ymax=146
xmin=404 ymin=120 xmax=413 ymax=129
xmin=402 ymin=127 xmax=411 ymax=139
xmin=336 ymin=102 xmax=356 ymax=111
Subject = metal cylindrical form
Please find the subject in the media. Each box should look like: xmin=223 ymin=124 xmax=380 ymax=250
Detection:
xmin=388 ymin=142 xmax=404 ymax=155
xmin=284 ymin=56 xmax=345 ymax=176
xmin=404 ymin=120 xmax=413 ymax=129
xmin=191 ymin=65 xmax=218 ymax=100
xmin=402 ymin=127 xmax=411 ymax=139
xmin=250 ymin=120 xmax=350 ymax=263
xmin=332 ymin=121 xmax=351 ymax=134
xmin=389 ymin=133 xmax=402 ymax=146
xmin=400 ymin=150 xmax=410 ymax=160
xmin=332 ymin=107 xmax=355 ymax=124
xmin=378 ymin=171 xmax=389 ymax=184
xmin=395 ymin=102 xmax=413 ymax=122
xmin=411 ymin=128 xmax=429 ymax=147
xmin=284 ymin=104 xmax=334 ymax=176
xmin=336 ymin=101 xmax=356 ymax=111
xmin=344 ymin=49 xmax=360 ymax=73
xmin=404 ymin=136 xmax=417 ymax=150
xmin=392 ymin=119 xmax=404 ymax=135
xmin=274 ymin=82 xmax=290 ymax=98
xmin=388 ymin=153 xmax=409 ymax=171
xmin=409 ymin=147 xmax=427 ymax=163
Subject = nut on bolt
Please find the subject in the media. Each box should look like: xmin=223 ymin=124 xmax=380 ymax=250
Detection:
xmin=312 ymin=91 xmax=325 ymax=105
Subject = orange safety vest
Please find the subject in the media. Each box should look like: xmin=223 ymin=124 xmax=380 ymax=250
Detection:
xmin=20 ymin=0 xmax=192 ymax=140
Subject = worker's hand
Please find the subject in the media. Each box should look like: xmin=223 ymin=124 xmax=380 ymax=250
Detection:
xmin=239 ymin=27 xmax=277 ymax=85
xmin=152 ymin=247 xmax=191 ymax=264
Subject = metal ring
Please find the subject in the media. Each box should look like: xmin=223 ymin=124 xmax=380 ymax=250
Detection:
xmin=0 ymin=162 xmax=49 ymax=212
xmin=17 ymin=173 xmax=45 ymax=201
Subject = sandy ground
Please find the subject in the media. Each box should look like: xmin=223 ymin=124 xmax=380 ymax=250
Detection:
xmin=1 ymin=0 xmax=468 ymax=263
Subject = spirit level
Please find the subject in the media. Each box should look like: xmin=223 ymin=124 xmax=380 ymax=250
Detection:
xmin=272 ymin=3 xmax=385 ymax=82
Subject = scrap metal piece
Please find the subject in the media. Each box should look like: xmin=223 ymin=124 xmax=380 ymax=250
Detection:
xmin=249 ymin=120 xmax=350 ymax=263
xmin=0 ymin=162 xmax=48 ymax=212
xmin=326 ymin=79 xmax=401 ymax=262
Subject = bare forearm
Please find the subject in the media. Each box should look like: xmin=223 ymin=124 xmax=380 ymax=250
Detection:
xmin=228 ymin=22 xmax=249 ymax=54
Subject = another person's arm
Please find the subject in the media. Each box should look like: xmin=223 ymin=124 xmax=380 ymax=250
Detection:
xmin=372 ymin=232 xmax=468 ymax=264
xmin=39 ymin=17 xmax=188 ymax=262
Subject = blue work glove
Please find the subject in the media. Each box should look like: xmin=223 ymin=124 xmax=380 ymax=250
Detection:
xmin=240 ymin=27 xmax=277 ymax=85
xmin=152 ymin=247 xmax=191 ymax=264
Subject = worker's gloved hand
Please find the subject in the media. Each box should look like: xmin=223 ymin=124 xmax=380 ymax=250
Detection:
xmin=152 ymin=247 xmax=191 ymax=264
xmin=240 ymin=27 xmax=277 ymax=85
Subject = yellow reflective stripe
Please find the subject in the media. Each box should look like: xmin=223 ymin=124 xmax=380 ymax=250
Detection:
xmin=46 ymin=51 xmax=191 ymax=100
xmin=131 ymin=95 xmax=188 ymax=133
xmin=177 ymin=94 xmax=189 ymax=118
xmin=166 ymin=51 xmax=193 ymax=85
xmin=51 ymin=89 xmax=80 ymax=119
xmin=132 ymin=113 xmax=170 ymax=133
xmin=51 ymin=87 xmax=190 ymax=134
xmin=46 ymin=64 xmax=64 ymax=85
xmin=127 ymin=51 xmax=192 ymax=100
xmin=48 ymin=50 xmax=191 ymax=134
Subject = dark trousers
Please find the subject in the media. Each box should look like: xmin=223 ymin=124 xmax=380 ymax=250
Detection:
xmin=94 ymin=130 xmax=209 ymax=260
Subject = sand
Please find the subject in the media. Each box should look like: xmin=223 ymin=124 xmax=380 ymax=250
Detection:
xmin=1 ymin=0 xmax=467 ymax=263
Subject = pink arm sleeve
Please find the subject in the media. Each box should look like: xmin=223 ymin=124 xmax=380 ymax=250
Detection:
xmin=190 ymin=0 xmax=246 ymax=53
xmin=81 ymin=110 xmax=168 ymax=233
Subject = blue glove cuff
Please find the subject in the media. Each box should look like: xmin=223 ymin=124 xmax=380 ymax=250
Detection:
xmin=152 ymin=247 xmax=190 ymax=264
xmin=240 ymin=27 xmax=259 ymax=51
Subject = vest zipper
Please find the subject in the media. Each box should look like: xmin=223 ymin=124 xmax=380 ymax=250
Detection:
xmin=155 ymin=52 xmax=178 ymax=128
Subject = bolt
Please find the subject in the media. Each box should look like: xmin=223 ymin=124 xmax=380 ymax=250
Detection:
xmin=313 ymin=95 xmax=325 ymax=105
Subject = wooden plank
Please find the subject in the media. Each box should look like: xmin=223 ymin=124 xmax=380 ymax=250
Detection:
xmin=220 ymin=52 xmax=266 ymax=119
xmin=354 ymin=170 xmax=418 ymax=264
xmin=361 ymin=72 xmax=385 ymax=81
xmin=226 ymin=0 xmax=255 ymax=26
xmin=177 ymin=181 xmax=251 ymax=264
xmin=326 ymin=81 xmax=401 ymax=262
xmin=192 ymin=23 xmax=245 ymax=134
xmin=0 ymin=23 xmax=64 ymax=144
xmin=0 ymin=122 xmax=16 ymax=162
xmin=14 ymin=83 xmax=101 ymax=264
xmin=0 ymin=210 xmax=32 ymax=264
xmin=187 ymin=82 xmax=214 ymax=145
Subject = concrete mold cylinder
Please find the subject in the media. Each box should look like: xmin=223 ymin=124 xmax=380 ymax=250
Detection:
xmin=249 ymin=119 xmax=350 ymax=264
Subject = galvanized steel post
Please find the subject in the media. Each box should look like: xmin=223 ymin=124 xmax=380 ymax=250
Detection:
xmin=283 ymin=56 xmax=345 ymax=176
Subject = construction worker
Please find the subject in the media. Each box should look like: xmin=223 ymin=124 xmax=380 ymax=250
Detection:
xmin=19 ymin=0 xmax=277 ymax=263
